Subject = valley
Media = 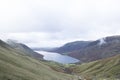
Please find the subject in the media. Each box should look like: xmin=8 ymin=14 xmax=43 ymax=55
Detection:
xmin=0 ymin=0 xmax=120 ymax=79
xmin=46 ymin=35 xmax=120 ymax=62
xmin=0 ymin=40 xmax=72 ymax=80
xmin=0 ymin=36 xmax=120 ymax=80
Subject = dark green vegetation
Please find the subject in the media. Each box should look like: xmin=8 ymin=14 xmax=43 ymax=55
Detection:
xmin=0 ymin=40 xmax=72 ymax=80
xmin=69 ymin=54 xmax=120 ymax=79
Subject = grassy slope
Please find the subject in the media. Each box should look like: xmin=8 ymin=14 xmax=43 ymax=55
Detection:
xmin=0 ymin=44 xmax=71 ymax=80
xmin=70 ymin=54 xmax=120 ymax=79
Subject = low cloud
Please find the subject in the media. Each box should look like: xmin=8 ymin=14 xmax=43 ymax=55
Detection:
xmin=0 ymin=0 xmax=120 ymax=47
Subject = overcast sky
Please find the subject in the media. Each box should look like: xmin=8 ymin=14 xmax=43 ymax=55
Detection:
xmin=0 ymin=0 xmax=120 ymax=47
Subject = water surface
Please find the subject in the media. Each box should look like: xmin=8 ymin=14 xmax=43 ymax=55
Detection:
xmin=36 ymin=51 xmax=80 ymax=64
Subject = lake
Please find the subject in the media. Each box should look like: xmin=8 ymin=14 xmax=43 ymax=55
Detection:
xmin=36 ymin=51 xmax=80 ymax=64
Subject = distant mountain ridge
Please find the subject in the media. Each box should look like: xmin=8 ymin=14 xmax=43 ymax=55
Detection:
xmin=0 ymin=39 xmax=119 ymax=80
xmin=0 ymin=39 xmax=71 ymax=80
xmin=6 ymin=39 xmax=43 ymax=60
xmin=49 ymin=41 xmax=91 ymax=54
xmin=69 ymin=35 xmax=120 ymax=62
xmin=48 ymin=35 xmax=120 ymax=62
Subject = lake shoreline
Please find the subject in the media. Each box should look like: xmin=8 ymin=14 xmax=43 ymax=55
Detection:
xmin=36 ymin=51 xmax=80 ymax=64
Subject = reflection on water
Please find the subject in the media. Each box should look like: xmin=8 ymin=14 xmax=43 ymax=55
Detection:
xmin=36 ymin=51 xmax=80 ymax=64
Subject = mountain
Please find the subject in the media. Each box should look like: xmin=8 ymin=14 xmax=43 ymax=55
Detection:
xmin=32 ymin=47 xmax=54 ymax=52
xmin=0 ymin=39 xmax=119 ymax=80
xmin=6 ymin=39 xmax=43 ymax=60
xmin=50 ymin=41 xmax=91 ymax=54
xmin=69 ymin=54 xmax=120 ymax=79
xmin=49 ymin=35 xmax=120 ymax=62
xmin=68 ymin=35 xmax=120 ymax=62
xmin=0 ymin=40 xmax=71 ymax=80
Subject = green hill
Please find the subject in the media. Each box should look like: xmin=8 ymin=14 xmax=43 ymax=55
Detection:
xmin=0 ymin=39 xmax=120 ymax=80
xmin=6 ymin=39 xmax=43 ymax=60
xmin=69 ymin=54 xmax=120 ymax=79
xmin=0 ymin=40 xmax=71 ymax=80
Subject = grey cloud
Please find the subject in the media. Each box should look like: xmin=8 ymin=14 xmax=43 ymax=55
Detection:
xmin=0 ymin=0 xmax=120 ymax=47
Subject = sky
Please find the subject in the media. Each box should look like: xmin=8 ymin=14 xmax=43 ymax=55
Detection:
xmin=0 ymin=0 xmax=120 ymax=47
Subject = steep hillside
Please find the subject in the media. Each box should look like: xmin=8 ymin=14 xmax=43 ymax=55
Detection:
xmin=0 ymin=40 xmax=71 ymax=80
xmin=7 ymin=39 xmax=43 ymax=60
xmin=50 ymin=41 xmax=91 ymax=54
xmin=46 ymin=35 xmax=120 ymax=62
xmin=69 ymin=54 xmax=120 ymax=79
xmin=68 ymin=35 xmax=120 ymax=62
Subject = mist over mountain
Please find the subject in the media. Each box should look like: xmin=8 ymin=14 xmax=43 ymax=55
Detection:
xmin=48 ymin=41 xmax=91 ymax=54
xmin=0 ymin=37 xmax=120 ymax=79
xmin=6 ymin=39 xmax=43 ymax=60
xmin=0 ymin=39 xmax=73 ymax=80
xmin=46 ymin=35 xmax=120 ymax=62
xmin=0 ymin=0 xmax=120 ymax=79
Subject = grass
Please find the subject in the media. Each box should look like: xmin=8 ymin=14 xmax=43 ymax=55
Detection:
xmin=0 ymin=40 xmax=120 ymax=80
xmin=0 ymin=44 xmax=72 ymax=80
xmin=69 ymin=54 xmax=120 ymax=79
